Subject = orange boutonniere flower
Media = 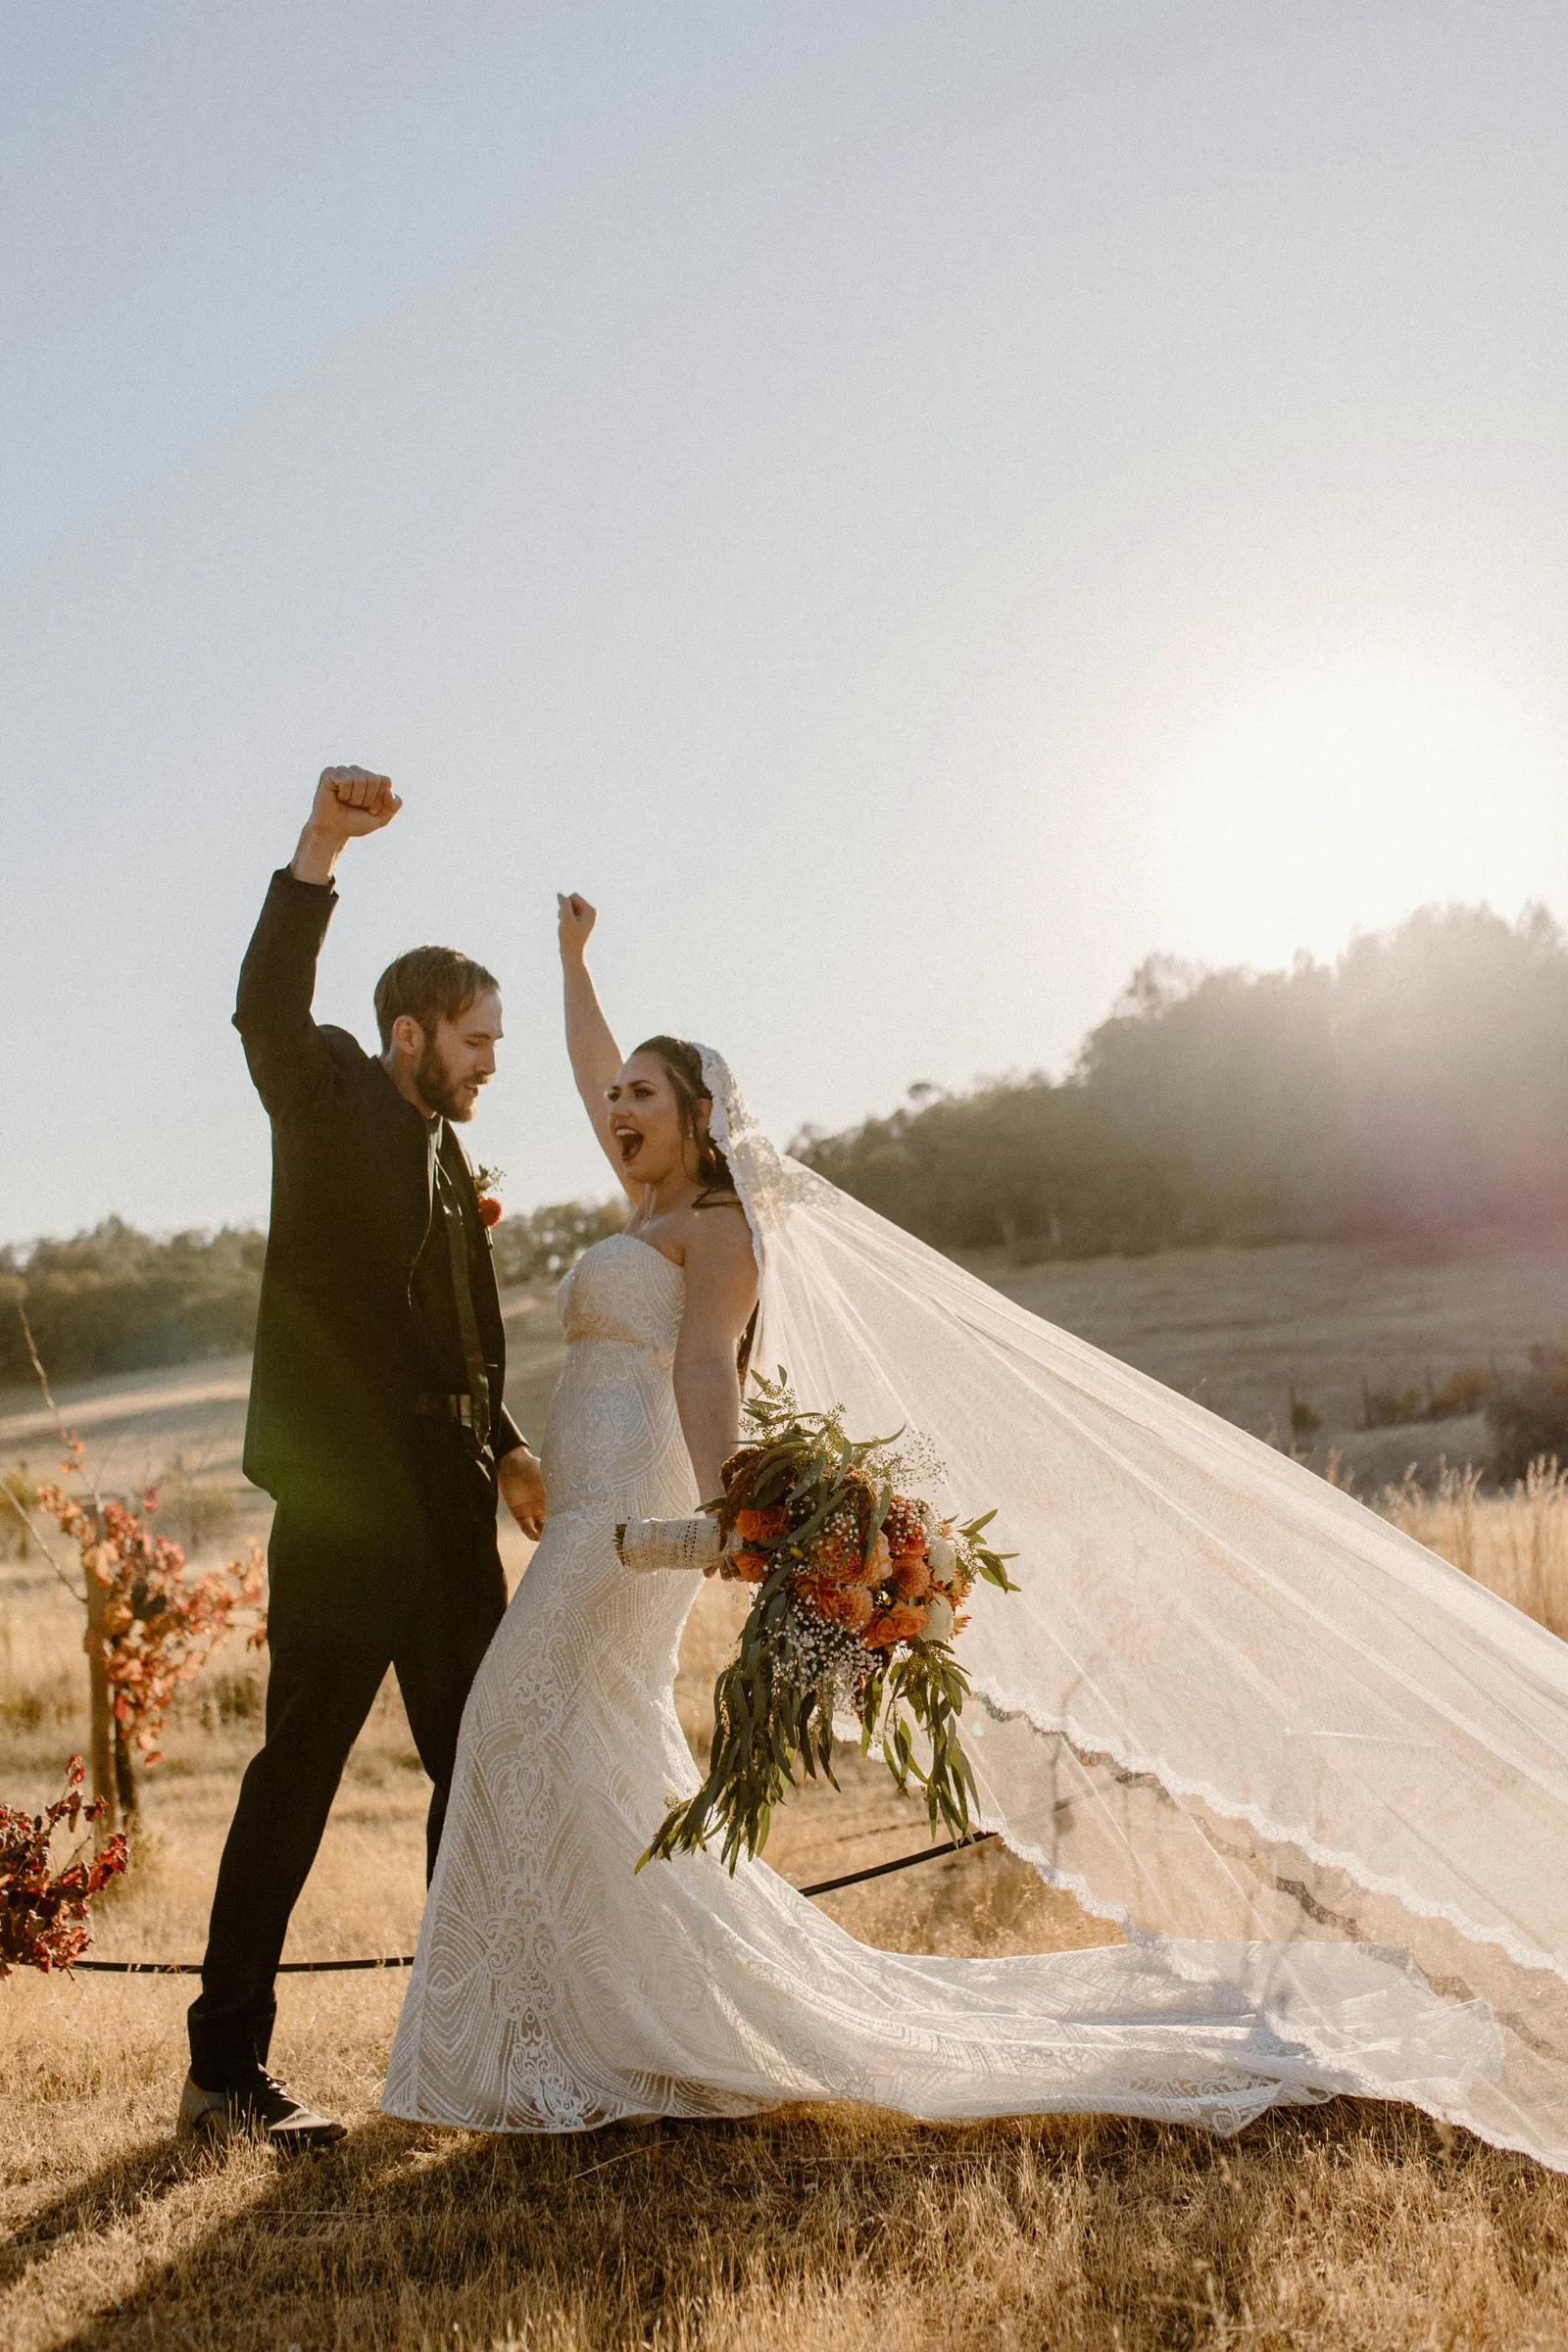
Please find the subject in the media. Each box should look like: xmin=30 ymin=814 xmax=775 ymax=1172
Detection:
xmin=473 ymin=1163 xmax=505 ymax=1228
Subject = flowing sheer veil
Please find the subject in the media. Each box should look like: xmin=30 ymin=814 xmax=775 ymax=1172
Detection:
xmin=698 ymin=1046 xmax=1568 ymax=2170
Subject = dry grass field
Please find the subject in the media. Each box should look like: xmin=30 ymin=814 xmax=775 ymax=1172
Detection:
xmin=975 ymin=1227 xmax=1568 ymax=1485
xmin=6 ymin=1238 xmax=1568 ymax=2348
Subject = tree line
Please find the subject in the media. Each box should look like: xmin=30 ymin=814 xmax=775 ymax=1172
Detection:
xmin=0 ymin=1201 xmax=630 ymax=1388
xmin=794 ymin=904 xmax=1568 ymax=1257
xmin=7 ymin=903 xmax=1567 ymax=1389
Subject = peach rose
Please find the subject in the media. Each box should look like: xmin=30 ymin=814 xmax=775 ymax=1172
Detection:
xmin=864 ymin=1599 xmax=930 ymax=1649
xmin=729 ymin=1547 xmax=770 ymax=1584
xmin=735 ymin=1504 xmax=788 ymax=1543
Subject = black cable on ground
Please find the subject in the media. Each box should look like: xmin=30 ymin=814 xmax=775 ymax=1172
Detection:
xmin=798 ymin=1829 xmax=996 ymax=1899
xmin=66 ymin=1832 xmax=999 ymax=1975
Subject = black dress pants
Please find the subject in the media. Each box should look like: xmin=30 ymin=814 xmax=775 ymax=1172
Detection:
xmin=187 ymin=1442 xmax=506 ymax=2088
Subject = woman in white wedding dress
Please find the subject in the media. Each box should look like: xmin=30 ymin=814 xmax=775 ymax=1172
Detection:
xmin=385 ymin=898 xmax=1568 ymax=2167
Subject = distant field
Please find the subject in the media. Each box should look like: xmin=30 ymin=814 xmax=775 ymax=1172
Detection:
xmin=3 ymin=1235 xmax=1565 ymax=1537
xmin=0 ymin=1289 xmax=569 ymax=1567
xmin=969 ymin=1229 xmax=1568 ymax=1486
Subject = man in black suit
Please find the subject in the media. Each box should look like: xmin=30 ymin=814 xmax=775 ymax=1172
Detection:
xmin=180 ymin=766 xmax=547 ymax=2146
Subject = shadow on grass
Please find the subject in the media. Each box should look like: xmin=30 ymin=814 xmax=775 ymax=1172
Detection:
xmin=43 ymin=2099 xmax=1505 ymax=2352
xmin=2 ymin=2135 xmax=215 ymax=2293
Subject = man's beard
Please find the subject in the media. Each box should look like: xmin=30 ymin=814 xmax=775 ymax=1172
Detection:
xmin=416 ymin=1039 xmax=476 ymax=1122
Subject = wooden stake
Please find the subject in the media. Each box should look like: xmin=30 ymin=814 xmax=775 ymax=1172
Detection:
xmin=82 ymin=1545 xmax=117 ymax=1841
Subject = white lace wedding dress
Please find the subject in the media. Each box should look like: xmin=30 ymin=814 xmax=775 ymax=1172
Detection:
xmin=381 ymin=1227 xmax=1493 ymax=2137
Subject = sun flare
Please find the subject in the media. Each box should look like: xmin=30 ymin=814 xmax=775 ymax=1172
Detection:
xmin=1150 ymin=664 xmax=1561 ymax=968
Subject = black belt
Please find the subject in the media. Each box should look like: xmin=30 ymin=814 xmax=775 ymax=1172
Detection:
xmin=415 ymin=1391 xmax=486 ymax=1433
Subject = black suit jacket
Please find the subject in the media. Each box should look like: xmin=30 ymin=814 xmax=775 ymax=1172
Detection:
xmin=235 ymin=869 xmax=523 ymax=1507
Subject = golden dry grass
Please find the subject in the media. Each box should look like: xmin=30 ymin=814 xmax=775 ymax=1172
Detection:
xmin=1380 ymin=1458 xmax=1568 ymax=1635
xmin=7 ymin=1488 xmax=1568 ymax=2345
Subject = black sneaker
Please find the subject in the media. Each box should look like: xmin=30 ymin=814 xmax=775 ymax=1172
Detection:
xmin=178 ymin=2067 xmax=346 ymax=2148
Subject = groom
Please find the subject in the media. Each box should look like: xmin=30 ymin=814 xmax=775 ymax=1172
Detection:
xmin=181 ymin=767 xmax=547 ymax=2146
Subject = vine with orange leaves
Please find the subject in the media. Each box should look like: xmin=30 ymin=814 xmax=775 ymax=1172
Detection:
xmin=2 ymin=1310 xmax=267 ymax=1841
xmin=0 ymin=1757 xmax=128 ymax=1977
xmin=37 ymin=1458 xmax=266 ymax=1826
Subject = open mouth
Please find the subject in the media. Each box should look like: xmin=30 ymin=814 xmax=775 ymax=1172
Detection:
xmin=613 ymin=1127 xmax=644 ymax=1166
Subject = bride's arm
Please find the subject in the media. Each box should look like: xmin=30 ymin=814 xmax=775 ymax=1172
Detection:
xmin=558 ymin=892 xmax=637 ymax=1197
xmin=673 ymin=1207 xmax=759 ymax=1503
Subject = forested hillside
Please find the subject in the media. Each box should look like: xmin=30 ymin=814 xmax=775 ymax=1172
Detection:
xmin=0 ymin=1221 xmax=265 ymax=1387
xmin=796 ymin=905 xmax=1568 ymax=1257
xmin=8 ymin=904 xmax=1567 ymax=1385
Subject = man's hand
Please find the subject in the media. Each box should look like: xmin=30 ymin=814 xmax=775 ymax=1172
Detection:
xmin=290 ymin=766 xmax=404 ymax=884
xmin=498 ymin=1445 xmax=547 ymax=1542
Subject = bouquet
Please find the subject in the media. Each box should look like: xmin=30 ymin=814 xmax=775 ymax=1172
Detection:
xmin=626 ymin=1372 xmax=1016 ymax=1873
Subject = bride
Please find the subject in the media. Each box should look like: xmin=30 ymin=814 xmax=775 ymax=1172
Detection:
xmin=384 ymin=897 xmax=1568 ymax=2167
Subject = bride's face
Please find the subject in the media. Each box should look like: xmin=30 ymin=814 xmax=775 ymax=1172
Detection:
xmin=606 ymin=1050 xmax=698 ymax=1187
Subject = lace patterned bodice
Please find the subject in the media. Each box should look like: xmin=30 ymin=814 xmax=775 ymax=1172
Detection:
xmin=557 ymin=1230 xmax=683 ymax=1353
xmin=542 ymin=1234 xmax=696 ymax=1526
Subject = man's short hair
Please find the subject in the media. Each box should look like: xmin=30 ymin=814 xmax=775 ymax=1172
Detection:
xmin=373 ymin=946 xmax=500 ymax=1051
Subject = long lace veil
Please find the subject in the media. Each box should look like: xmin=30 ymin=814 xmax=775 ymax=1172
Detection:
xmin=699 ymin=1047 xmax=1568 ymax=2170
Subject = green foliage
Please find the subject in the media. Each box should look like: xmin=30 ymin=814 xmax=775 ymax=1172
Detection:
xmin=1356 ymin=1363 xmax=1500 ymax=1431
xmin=796 ymin=1078 xmax=1181 ymax=1260
xmin=489 ymin=1197 xmax=626 ymax=1287
xmin=797 ymin=905 xmax=1568 ymax=1255
xmin=0 ymin=1195 xmax=628 ymax=1390
xmin=0 ymin=1222 xmax=266 ymax=1387
xmin=1487 ymin=1346 xmax=1568 ymax=1484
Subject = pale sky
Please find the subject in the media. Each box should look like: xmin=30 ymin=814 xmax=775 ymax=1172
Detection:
xmin=4 ymin=2 xmax=1567 ymax=1244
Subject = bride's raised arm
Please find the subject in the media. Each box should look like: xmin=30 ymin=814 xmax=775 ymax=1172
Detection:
xmin=557 ymin=891 xmax=638 ymax=1200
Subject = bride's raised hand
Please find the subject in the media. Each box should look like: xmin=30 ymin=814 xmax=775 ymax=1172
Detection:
xmin=558 ymin=892 xmax=598 ymax=959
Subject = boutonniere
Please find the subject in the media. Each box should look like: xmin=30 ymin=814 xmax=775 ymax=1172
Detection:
xmin=472 ymin=1163 xmax=505 ymax=1229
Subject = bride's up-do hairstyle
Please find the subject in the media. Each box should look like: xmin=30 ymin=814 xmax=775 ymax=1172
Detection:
xmin=632 ymin=1035 xmax=736 ymax=1204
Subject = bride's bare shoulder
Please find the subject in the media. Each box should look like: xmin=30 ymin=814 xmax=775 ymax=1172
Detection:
xmin=680 ymin=1193 xmax=757 ymax=1279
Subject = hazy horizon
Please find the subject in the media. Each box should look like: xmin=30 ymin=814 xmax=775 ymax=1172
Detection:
xmin=4 ymin=890 xmax=1559 ymax=1251
xmin=6 ymin=5 xmax=1567 ymax=1245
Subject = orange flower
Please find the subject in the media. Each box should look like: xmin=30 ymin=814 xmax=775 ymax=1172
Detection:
xmin=808 ymin=1522 xmax=886 ymax=1588
xmin=883 ymin=1494 xmax=928 ymax=1558
xmin=816 ymin=1582 xmax=875 ymax=1634
xmin=791 ymin=1574 xmax=873 ymax=1633
xmin=735 ymin=1504 xmax=787 ymax=1543
xmin=864 ymin=1599 xmax=930 ymax=1649
xmin=890 ymin=1555 xmax=932 ymax=1603
xmin=730 ymin=1547 xmax=770 ymax=1584
xmin=477 ymin=1195 xmax=503 ymax=1228
xmin=811 ymin=1547 xmax=867 ymax=1589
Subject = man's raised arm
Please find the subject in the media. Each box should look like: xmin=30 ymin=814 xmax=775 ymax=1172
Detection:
xmin=235 ymin=767 xmax=404 ymax=1120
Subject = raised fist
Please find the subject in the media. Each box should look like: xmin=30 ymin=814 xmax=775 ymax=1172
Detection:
xmin=313 ymin=765 xmax=403 ymax=839
xmin=558 ymin=892 xmax=598 ymax=956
